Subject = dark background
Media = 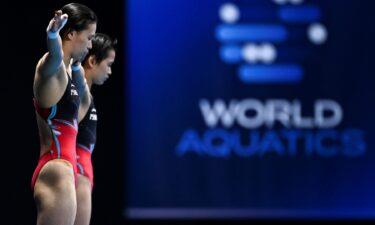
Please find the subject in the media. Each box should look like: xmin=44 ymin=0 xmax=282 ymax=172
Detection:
xmin=0 ymin=0 xmax=374 ymax=224
xmin=1 ymin=1 xmax=125 ymax=224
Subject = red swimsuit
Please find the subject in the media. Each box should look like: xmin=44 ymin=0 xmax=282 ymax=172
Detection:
xmin=31 ymin=75 xmax=80 ymax=189
xmin=76 ymin=99 xmax=97 ymax=190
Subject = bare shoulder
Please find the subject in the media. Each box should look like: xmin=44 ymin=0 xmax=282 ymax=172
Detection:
xmin=33 ymin=53 xmax=68 ymax=108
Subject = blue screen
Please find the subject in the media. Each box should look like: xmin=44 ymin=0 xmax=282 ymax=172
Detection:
xmin=125 ymin=0 xmax=375 ymax=219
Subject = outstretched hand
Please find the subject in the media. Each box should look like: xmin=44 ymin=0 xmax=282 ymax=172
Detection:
xmin=46 ymin=10 xmax=68 ymax=33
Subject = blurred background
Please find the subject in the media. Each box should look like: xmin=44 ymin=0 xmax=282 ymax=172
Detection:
xmin=2 ymin=0 xmax=375 ymax=224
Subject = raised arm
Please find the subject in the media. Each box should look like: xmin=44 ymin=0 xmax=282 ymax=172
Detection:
xmin=37 ymin=10 xmax=68 ymax=78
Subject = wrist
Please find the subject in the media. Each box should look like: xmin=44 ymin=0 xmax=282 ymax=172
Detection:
xmin=71 ymin=63 xmax=81 ymax=72
xmin=47 ymin=30 xmax=59 ymax=39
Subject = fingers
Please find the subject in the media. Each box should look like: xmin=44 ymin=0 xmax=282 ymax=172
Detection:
xmin=61 ymin=13 xmax=68 ymax=20
xmin=46 ymin=10 xmax=68 ymax=35
xmin=52 ymin=11 xmax=68 ymax=31
xmin=54 ymin=10 xmax=62 ymax=21
xmin=54 ymin=11 xmax=68 ymax=22
xmin=61 ymin=14 xmax=68 ymax=27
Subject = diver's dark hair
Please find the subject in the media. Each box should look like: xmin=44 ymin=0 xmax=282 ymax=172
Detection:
xmin=60 ymin=3 xmax=97 ymax=38
xmin=83 ymin=33 xmax=117 ymax=65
